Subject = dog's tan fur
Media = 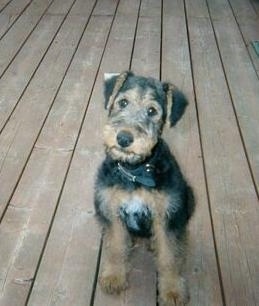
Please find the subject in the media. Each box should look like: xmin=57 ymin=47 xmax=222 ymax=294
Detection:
xmin=95 ymin=71 xmax=194 ymax=305
xmin=97 ymin=186 xmax=189 ymax=304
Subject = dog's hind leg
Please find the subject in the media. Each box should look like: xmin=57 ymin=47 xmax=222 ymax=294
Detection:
xmin=99 ymin=219 xmax=130 ymax=294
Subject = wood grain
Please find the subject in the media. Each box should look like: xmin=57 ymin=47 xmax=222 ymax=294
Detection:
xmin=0 ymin=0 xmax=75 ymax=131
xmin=207 ymin=0 xmax=259 ymax=197
xmin=0 ymin=0 xmax=53 ymax=76
xmin=186 ymin=0 xmax=259 ymax=304
xmin=162 ymin=0 xmax=223 ymax=304
xmin=0 ymin=6 xmax=112 ymax=306
xmin=0 ymin=0 xmax=96 ymax=218
xmin=0 ymin=0 xmax=32 ymax=39
xmin=93 ymin=0 xmax=158 ymax=304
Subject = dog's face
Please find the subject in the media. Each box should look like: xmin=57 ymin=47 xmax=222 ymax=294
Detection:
xmin=103 ymin=71 xmax=188 ymax=164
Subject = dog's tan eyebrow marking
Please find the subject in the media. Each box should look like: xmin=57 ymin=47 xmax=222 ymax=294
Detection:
xmin=107 ymin=71 xmax=130 ymax=111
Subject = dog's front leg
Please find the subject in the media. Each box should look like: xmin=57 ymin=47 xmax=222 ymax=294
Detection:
xmin=99 ymin=218 xmax=129 ymax=294
xmin=153 ymin=219 xmax=189 ymax=306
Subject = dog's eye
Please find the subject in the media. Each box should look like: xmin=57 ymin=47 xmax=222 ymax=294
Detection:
xmin=147 ymin=106 xmax=158 ymax=117
xmin=118 ymin=99 xmax=129 ymax=109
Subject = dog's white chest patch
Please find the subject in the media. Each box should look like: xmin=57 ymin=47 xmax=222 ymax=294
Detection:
xmin=119 ymin=197 xmax=152 ymax=237
xmin=124 ymin=197 xmax=144 ymax=214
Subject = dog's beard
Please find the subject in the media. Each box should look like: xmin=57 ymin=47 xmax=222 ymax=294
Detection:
xmin=105 ymin=145 xmax=145 ymax=164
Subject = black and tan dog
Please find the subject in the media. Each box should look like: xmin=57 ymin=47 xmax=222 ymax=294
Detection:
xmin=94 ymin=71 xmax=195 ymax=305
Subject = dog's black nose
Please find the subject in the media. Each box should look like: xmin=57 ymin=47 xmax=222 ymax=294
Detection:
xmin=117 ymin=131 xmax=134 ymax=148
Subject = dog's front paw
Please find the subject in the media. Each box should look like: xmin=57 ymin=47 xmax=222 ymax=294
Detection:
xmin=99 ymin=273 xmax=128 ymax=294
xmin=159 ymin=277 xmax=189 ymax=306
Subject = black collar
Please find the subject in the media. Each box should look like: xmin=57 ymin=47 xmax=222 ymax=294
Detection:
xmin=116 ymin=142 xmax=167 ymax=187
xmin=117 ymin=161 xmax=157 ymax=187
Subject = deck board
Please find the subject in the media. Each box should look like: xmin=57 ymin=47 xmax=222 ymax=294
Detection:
xmin=0 ymin=0 xmax=96 ymax=218
xmin=206 ymin=0 xmax=259 ymax=75
xmin=0 ymin=0 xmax=33 ymax=39
xmin=27 ymin=2 xmax=118 ymax=304
xmin=207 ymin=0 xmax=259 ymax=191
xmin=0 ymin=0 xmax=53 ymax=77
xmin=162 ymin=0 xmax=223 ymax=304
xmin=96 ymin=0 xmax=162 ymax=304
xmin=0 ymin=0 xmax=75 ymax=131
xmin=0 ymin=0 xmax=258 ymax=305
xmin=186 ymin=0 xmax=259 ymax=304
xmin=227 ymin=0 xmax=259 ymax=74
xmin=0 ymin=0 xmax=12 ymax=12
xmin=94 ymin=0 xmax=160 ymax=304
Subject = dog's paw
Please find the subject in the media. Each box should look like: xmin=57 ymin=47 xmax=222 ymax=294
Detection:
xmin=159 ymin=277 xmax=189 ymax=306
xmin=99 ymin=273 xmax=128 ymax=294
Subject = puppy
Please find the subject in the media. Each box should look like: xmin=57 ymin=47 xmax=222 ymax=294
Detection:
xmin=94 ymin=71 xmax=195 ymax=305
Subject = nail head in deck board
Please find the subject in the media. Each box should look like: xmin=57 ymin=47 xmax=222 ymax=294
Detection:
xmin=0 ymin=0 xmax=53 ymax=76
xmin=186 ymin=1 xmax=259 ymax=304
xmin=0 ymin=0 xmax=97 ymax=218
xmin=161 ymin=0 xmax=223 ymax=304
xmin=0 ymin=0 xmax=75 ymax=131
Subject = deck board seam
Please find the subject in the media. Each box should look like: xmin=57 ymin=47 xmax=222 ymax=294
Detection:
xmin=205 ymin=0 xmax=259 ymax=200
xmin=0 ymin=0 xmax=56 ymax=80
xmin=183 ymin=0 xmax=226 ymax=305
xmin=159 ymin=0 xmax=163 ymax=81
xmin=0 ymin=0 xmax=34 ymax=41
xmin=25 ymin=0 xmax=120 ymax=303
xmin=0 ymin=0 xmax=95 ymax=223
xmin=226 ymin=0 xmax=259 ymax=80
xmin=0 ymin=0 xmax=78 ymax=137
xmin=90 ymin=239 xmax=103 ymax=306
xmin=129 ymin=0 xmax=142 ymax=71
xmin=0 ymin=0 xmax=13 ymax=14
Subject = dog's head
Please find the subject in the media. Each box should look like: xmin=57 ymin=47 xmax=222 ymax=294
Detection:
xmin=103 ymin=71 xmax=188 ymax=164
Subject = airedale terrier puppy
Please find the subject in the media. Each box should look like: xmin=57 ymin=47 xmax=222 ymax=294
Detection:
xmin=94 ymin=71 xmax=195 ymax=305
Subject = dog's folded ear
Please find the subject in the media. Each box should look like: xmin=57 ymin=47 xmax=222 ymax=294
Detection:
xmin=163 ymin=83 xmax=188 ymax=127
xmin=104 ymin=71 xmax=133 ymax=111
xmin=104 ymin=73 xmax=120 ymax=109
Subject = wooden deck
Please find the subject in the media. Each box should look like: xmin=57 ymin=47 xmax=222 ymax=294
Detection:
xmin=0 ymin=0 xmax=259 ymax=305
